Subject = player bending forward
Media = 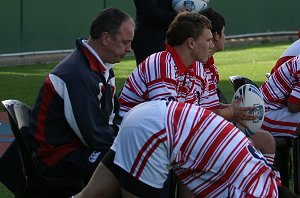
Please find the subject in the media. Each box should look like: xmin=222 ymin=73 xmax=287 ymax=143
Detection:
xmin=75 ymin=100 xmax=285 ymax=198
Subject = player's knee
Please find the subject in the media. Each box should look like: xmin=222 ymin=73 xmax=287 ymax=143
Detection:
xmin=250 ymin=130 xmax=275 ymax=154
xmin=178 ymin=182 xmax=195 ymax=198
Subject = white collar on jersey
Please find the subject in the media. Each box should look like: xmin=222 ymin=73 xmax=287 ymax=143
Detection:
xmin=82 ymin=39 xmax=114 ymax=80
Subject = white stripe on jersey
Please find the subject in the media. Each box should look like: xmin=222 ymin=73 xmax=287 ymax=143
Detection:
xmin=119 ymin=50 xmax=211 ymax=117
xmin=260 ymin=55 xmax=300 ymax=136
xmin=166 ymin=102 xmax=279 ymax=197
xmin=114 ymin=101 xmax=279 ymax=197
xmin=260 ymin=55 xmax=300 ymax=110
xmin=203 ymin=63 xmax=220 ymax=109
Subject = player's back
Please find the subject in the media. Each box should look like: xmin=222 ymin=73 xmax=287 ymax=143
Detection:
xmin=272 ymin=39 xmax=300 ymax=73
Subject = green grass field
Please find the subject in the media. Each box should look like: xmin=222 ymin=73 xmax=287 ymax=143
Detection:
xmin=0 ymin=41 xmax=293 ymax=196
xmin=0 ymin=42 xmax=290 ymax=112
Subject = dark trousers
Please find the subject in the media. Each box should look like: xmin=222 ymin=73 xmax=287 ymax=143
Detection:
xmin=0 ymin=140 xmax=25 ymax=196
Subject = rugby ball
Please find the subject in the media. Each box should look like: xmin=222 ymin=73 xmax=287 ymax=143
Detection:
xmin=172 ymin=0 xmax=209 ymax=13
xmin=232 ymin=84 xmax=265 ymax=137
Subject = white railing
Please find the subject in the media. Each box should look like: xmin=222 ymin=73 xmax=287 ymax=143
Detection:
xmin=226 ymin=31 xmax=297 ymax=39
xmin=0 ymin=31 xmax=298 ymax=59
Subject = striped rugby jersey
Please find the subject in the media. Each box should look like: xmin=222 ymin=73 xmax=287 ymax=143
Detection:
xmin=260 ymin=55 xmax=300 ymax=110
xmin=166 ymin=102 xmax=279 ymax=197
xmin=114 ymin=101 xmax=280 ymax=197
xmin=119 ymin=44 xmax=218 ymax=117
xmin=272 ymin=39 xmax=300 ymax=73
xmin=203 ymin=56 xmax=221 ymax=109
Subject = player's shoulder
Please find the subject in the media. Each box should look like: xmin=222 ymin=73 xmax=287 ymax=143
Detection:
xmin=281 ymin=39 xmax=300 ymax=57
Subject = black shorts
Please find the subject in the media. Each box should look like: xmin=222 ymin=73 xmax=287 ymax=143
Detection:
xmin=101 ymin=149 xmax=162 ymax=197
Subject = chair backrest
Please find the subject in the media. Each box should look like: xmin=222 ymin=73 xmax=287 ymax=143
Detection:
xmin=216 ymin=87 xmax=228 ymax=104
xmin=1 ymin=100 xmax=43 ymax=182
xmin=229 ymin=75 xmax=259 ymax=92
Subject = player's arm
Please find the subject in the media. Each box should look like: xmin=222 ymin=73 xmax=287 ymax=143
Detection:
xmin=287 ymin=87 xmax=300 ymax=113
xmin=287 ymin=102 xmax=300 ymax=113
xmin=218 ymin=103 xmax=230 ymax=109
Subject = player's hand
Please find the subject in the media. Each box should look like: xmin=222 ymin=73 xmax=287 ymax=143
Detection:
xmin=231 ymin=96 xmax=257 ymax=127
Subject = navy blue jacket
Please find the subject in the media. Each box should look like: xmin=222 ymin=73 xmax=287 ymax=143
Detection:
xmin=28 ymin=39 xmax=121 ymax=168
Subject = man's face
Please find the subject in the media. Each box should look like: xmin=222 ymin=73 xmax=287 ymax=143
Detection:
xmin=191 ymin=28 xmax=214 ymax=63
xmin=213 ymin=26 xmax=225 ymax=53
xmin=106 ymin=20 xmax=135 ymax=63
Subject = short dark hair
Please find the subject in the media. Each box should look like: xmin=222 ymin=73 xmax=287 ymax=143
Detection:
xmin=166 ymin=12 xmax=211 ymax=46
xmin=90 ymin=7 xmax=134 ymax=39
xmin=200 ymin=8 xmax=225 ymax=36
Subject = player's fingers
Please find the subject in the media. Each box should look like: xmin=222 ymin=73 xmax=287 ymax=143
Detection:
xmin=243 ymin=114 xmax=257 ymax=120
xmin=243 ymin=110 xmax=257 ymax=119
xmin=232 ymin=96 xmax=243 ymax=104
xmin=239 ymin=106 xmax=256 ymax=111
xmin=236 ymin=120 xmax=248 ymax=128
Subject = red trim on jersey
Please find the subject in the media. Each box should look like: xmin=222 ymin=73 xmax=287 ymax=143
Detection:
xmin=260 ymin=84 xmax=276 ymax=105
xmin=203 ymin=56 xmax=219 ymax=84
xmin=232 ymin=156 xmax=252 ymax=190
xmin=288 ymin=94 xmax=300 ymax=105
xmin=261 ymin=117 xmax=298 ymax=135
xmin=272 ymin=56 xmax=294 ymax=74
xmin=130 ymin=129 xmax=167 ymax=178
xmin=198 ymin=145 xmax=250 ymax=197
xmin=81 ymin=45 xmax=106 ymax=73
xmin=261 ymin=125 xmax=295 ymax=135
xmin=183 ymin=111 xmax=218 ymax=162
xmin=166 ymin=43 xmax=196 ymax=75
xmin=203 ymin=56 xmax=214 ymax=68
xmin=126 ymin=73 xmax=148 ymax=100
xmin=264 ymin=115 xmax=298 ymax=127
xmin=172 ymin=103 xmax=191 ymax=148
xmin=159 ymin=51 xmax=167 ymax=78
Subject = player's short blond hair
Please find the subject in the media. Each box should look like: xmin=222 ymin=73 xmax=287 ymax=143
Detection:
xmin=166 ymin=12 xmax=211 ymax=46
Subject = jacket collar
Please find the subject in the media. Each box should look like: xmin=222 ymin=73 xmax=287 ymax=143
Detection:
xmin=76 ymin=38 xmax=108 ymax=73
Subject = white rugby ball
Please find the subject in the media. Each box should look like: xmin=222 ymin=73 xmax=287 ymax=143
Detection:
xmin=172 ymin=0 xmax=209 ymax=13
xmin=232 ymin=84 xmax=265 ymax=137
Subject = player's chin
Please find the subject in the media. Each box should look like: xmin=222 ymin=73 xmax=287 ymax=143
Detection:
xmin=112 ymin=55 xmax=125 ymax=63
xmin=199 ymin=56 xmax=209 ymax=63
xmin=118 ymin=54 xmax=126 ymax=60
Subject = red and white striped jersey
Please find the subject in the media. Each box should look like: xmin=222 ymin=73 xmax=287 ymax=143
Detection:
xmin=114 ymin=101 xmax=280 ymax=197
xmin=119 ymin=44 xmax=220 ymax=117
xmin=272 ymin=39 xmax=300 ymax=73
xmin=260 ymin=55 xmax=300 ymax=110
xmin=203 ymin=56 xmax=220 ymax=109
xmin=166 ymin=102 xmax=279 ymax=197
xmin=260 ymin=55 xmax=300 ymax=136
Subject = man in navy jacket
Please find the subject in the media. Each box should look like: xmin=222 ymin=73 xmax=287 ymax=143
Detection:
xmin=27 ymin=8 xmax=135 ymax=185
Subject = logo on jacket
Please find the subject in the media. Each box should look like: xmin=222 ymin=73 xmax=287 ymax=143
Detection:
xmin=98 ymin=82 xmax=104 ymax=100
xmin=89 ymin=151 xmax=101 ymax=163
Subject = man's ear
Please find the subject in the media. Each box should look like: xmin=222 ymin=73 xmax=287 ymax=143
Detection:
xmin=100 ymin=32 xmax=111 ymax=45
xmin=213 ymin=32 xmax=220 ymax=42
xmin=187 ymin=37 xmax=194 ymax=49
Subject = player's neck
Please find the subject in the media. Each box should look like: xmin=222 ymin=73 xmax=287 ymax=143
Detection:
xmin=173 ymin=46 xmax=194 ymax=67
